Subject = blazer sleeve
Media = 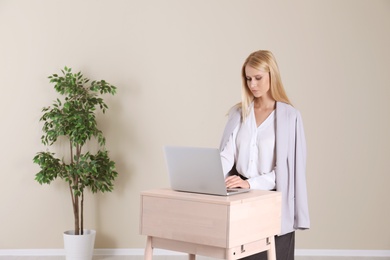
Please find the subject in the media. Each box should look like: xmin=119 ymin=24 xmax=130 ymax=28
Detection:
xmin=294 ymin=111 xmax=310 ymax=230
xmin=219 ymin=106 xmax=241 ymax=151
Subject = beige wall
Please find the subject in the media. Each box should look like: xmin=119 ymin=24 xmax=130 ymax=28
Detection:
xmin=1 ymin=0 xmax=389 ymax=251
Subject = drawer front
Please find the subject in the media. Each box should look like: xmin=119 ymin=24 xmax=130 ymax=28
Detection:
xmin=228 ymin=195 xmax=282 ymax=247
xmin=141 ymin=196 xmax=229 ymax=247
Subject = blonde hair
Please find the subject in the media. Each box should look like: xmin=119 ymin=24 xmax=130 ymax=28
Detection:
xmin=239 ymin=50 xmax=291 ymax=119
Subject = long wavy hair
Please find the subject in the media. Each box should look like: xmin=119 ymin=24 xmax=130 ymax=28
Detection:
xmin=239 ymin=50 xmax=291 ymax=119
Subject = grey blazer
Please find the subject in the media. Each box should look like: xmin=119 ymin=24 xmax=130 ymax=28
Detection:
xmin=219 ymin=102 xmax=310 ymax=235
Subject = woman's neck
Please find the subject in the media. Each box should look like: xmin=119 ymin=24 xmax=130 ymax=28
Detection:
xmin=253 ymin=97 xmax=276 ymax=110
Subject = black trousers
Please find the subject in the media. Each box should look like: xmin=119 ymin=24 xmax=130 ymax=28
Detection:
xmin=239 ymin=232 xmax=295 ymax=260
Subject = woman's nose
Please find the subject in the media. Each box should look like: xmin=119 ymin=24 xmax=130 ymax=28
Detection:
xmin=250 ymin=81 xmax=257 ymax=88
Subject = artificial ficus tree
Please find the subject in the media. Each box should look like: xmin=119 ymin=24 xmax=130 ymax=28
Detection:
xmin=33 ymin=66 xmax=118 ymax=235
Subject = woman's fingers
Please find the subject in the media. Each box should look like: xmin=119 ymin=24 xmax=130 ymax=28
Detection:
xmin=225 ymin=176 xmax=246 ymax=188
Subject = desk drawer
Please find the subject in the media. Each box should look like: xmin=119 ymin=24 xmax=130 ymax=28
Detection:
xmin=228 ymin=195 xmax=281 ymax=247
xmin=141 ymin=196 xmax=229 ymax=247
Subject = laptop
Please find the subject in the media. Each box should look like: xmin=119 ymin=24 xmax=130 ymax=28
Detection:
xmin=163 ymin=145 xmax=250 ymax=196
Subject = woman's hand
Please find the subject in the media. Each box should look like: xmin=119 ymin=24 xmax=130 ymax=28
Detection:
xmin=225 ymin=175 xmax=250 ymax=189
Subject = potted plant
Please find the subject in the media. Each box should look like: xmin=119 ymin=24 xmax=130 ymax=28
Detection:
xmin=33 ymin=66 xmax=118 ymax=260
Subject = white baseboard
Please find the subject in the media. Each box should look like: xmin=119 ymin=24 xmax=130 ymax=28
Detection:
xmin=296 ymin=249 xmax=390 ymax=257
xmin=0 ymin=249 xmax=183 ymax=256
xmin=1 ymin=248 xmax=390 ymax=257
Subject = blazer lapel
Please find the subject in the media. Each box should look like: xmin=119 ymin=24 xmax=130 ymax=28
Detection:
xmin=275 ymin=102 xmax=289 ymax=167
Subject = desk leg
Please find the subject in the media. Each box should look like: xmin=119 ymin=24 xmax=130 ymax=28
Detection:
xmin=189 ymin=254 xmax=196 ymax=260
xmin=267 ymin=236 xmax=276 ymax=260
xmin=144 ymin=236 xmax=153 ymax=260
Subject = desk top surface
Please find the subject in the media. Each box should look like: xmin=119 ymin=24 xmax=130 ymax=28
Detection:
xmin=141 ymin=188 xmax=280 ymax=205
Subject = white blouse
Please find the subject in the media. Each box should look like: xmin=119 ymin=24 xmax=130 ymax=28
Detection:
xmin=220 ymin=104 xmax=276 ymax=190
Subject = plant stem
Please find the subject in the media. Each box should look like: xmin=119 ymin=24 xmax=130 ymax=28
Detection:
xmin=69 ymin=183 xmax=75 ymax=213
xmin=81 ymin=191 xmax=84 ymax=235
xmin=70 ymin=141 xmax=73 ymax=164
xmin=73 ymin=184 xmax=79 ymax=235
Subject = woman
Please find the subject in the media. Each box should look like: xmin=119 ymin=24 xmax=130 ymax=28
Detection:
xmin=219 ymin=50 xmax=310 ymax=260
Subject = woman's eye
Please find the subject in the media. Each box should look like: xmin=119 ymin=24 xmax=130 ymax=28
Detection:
xmin=246 ymin=77 xmax=262 ymax=81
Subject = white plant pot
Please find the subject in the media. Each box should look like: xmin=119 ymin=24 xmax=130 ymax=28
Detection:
xmin=63 ymin=229 xmax=96 ymax=260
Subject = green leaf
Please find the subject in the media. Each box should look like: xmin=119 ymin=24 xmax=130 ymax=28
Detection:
xmin=35 ymin=66 xmax=119 ymax=207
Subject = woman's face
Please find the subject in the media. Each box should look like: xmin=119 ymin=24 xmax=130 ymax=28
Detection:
xmin=245 ymin=65 xmax=270 ymax=98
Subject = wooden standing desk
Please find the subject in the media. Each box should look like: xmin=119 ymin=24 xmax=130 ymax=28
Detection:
xmin=140 ymin=188 xmax=281 ymax=260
